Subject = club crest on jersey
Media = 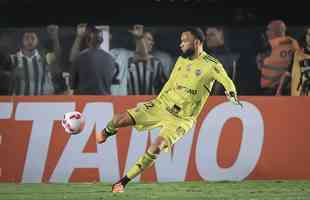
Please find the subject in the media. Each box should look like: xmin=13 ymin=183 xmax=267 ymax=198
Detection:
xmin=195 ymin=69 xmax=202 ymax=76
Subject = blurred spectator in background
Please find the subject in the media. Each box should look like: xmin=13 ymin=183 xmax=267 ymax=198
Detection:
xmin=71 ymin=25 xmax=115 ymax=95
xmin=109 ymin=47 xmax=133 ymax=95
xmin=153 ymin=49 xmax=174 ymax=79
xmin=109 ymin=29 xmax=134 ymax=95
xmin=5 ymin=29 xmax=56 ymax=95
xmin=45 ymin=25 xmax=72 ymax=95
xmin=256 ymin=20 xmax=300 ymax=95
xmin=67 ymin=23 xmax=90 ymax=95
xmin=0 ymin=53 xmax=12 ymax=95
xmin=152 ymin=35 xmax=175 ymax=78
xmin=291 ymin=27 xmax=310 ymax=96
xmin=69 ymin=24 xmax=132 ymax=96
xmin=205 ymin=26 xmax=239 ymax=95
xmin=127 ymin=25 xmax=166 ymax=95
xmin=232 ymin=8 xmax=257 ymax=25
xmin=0 ymin=33 xmax=14 ymax=95
xmin=110 ymin=25 xmax=168 ymax=95
xmin=69 ymin=23 xmax=89 ymax=64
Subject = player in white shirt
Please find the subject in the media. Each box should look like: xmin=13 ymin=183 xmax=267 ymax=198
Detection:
xmin=109 ymin=48 xmax=133 ymax=95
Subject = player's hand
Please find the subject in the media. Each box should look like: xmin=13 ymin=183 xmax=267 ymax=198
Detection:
xmin=225 ymin=91 xmax=243 ymax=108
xmin=129 ymin=24 xmax=144 ymax=39
xmin=76 ymin=23 xmax=87 ymax=38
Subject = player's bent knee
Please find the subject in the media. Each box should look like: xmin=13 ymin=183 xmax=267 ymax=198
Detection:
xmin=148 ymin=144 xmax=161 ymax=155
xmin=148 ymin=136 xmax=168 ymax=155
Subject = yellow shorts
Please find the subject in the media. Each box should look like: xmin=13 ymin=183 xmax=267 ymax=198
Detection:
xmin=127 ymin=99 xmax=193 ymax=152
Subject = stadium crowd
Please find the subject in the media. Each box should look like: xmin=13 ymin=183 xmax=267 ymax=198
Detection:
xmin=0 ymin=20 xmax=309 ymax=96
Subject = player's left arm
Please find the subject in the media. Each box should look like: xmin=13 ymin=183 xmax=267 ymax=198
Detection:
xmin=212 ymin=62 xmax=242 ymax=107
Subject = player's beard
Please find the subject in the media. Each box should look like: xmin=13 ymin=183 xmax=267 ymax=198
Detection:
xmin=180 ymin=47 xmax=195 ymax=59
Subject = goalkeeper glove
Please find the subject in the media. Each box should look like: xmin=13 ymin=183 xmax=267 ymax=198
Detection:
xmin=225 ymin=91 xmax=243 ymax=108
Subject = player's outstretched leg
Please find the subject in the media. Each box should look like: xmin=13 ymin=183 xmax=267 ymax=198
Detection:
xmin=96 ymin=112 xmax=135 ymax=144
xmin=112 ymin=136 xmax=167 ymax=193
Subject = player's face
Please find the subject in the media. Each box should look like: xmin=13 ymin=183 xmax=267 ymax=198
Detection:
xmin=180 ymin=31 xmax=195 ymax=58
xmin=266 ymin=22 xmax=286 ymax=40
xmin=22 ymin=32 xmax=38 ymax=51
xmin=143 ymin=32 xmax=154 ymax=53
xmin=205 ymin=28 xmax=224 ymax=48
xmin=306 ymin=28 xmax=310 ymax=48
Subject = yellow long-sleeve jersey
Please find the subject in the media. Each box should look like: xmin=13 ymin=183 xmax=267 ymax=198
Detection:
xmin=157 ymin=51 xmax=236 ymax=121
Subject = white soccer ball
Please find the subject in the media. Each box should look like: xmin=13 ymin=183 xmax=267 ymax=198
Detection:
xmin=61 ymin=111 xmax=85 ymax=135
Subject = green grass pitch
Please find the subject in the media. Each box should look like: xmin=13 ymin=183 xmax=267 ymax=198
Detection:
xmin=0 ymin=180 xmax=310 ymax=200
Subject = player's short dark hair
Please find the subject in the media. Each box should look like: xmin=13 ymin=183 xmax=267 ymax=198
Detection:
xmin=183 ymin=27 xmax=205 ymax=43
xmin=20 ymin=29 xmax=38 ymax=40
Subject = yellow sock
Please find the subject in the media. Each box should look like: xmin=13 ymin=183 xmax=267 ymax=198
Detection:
xmin=126 ymin=151 xmax=157 ymax=179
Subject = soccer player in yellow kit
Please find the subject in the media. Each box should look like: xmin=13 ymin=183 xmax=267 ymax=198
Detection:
xmin=96 ymin=27 xmax=242 ymax=193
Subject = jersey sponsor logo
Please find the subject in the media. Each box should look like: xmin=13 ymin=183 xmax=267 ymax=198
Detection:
xmin=144 ymin=101 xmax=155 ymax=110
xmin=166 ymin=105 xmax=181 ymax=116
xmin=176 ymin=84 xmax=198 ymax=95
